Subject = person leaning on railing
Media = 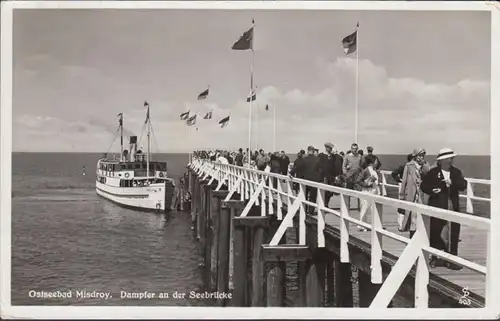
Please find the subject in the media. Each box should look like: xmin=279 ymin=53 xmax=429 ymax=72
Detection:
xmin=420 ymin=147 xmax=467 ymax=270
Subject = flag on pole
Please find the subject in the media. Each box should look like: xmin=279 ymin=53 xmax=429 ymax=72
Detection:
xmin=247 ymin=91 xmax=256 ymax=102
xmin=187 ymin=114 xmax=197 ymax=126
xmin=144 ymin=101 xmax=150 ymax=124
xmin=219 ymin=115 xmax=230 ymax=128
xmin=265 ymin=104 xmax=269 ymax=111
xmin=197 ymin=88 xmax=209 ymax=100
xmin=117 ymin=113 xmax=123 ymax=126
xmin=180 ymin=110 xmax=190 ymax=120
xmin=203 ymin=111 xmax=213 ymax=119
xmin=342 ymin=23 xmax=358 ymax=55
xmin=232 ymin=27 xmax=254 ymax=50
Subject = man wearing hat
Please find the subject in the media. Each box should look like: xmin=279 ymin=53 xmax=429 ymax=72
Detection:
xmin=343 ymin=143 xmax=363 ymax=210
xmin=290 ymin=145 xmax=322 ymax=213
xmin=363 ymin=146 xmax=382 ymax=170
xmin=318 ymin=142 xmax=343 ymax=207
xmin=421 ymin=148 xmax=467 ymax=270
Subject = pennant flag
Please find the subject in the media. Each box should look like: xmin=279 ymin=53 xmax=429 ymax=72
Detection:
xmin=203 ymin=111 xmax=213 ymax=119
xmin=265 ymin=104 xmax=269 ymax=111
xmin=197 ymin=88 xmax=209 ymax=100
xmin=180 ymin=110 xmax=190 ymax=120
xmin=117 ymin=113 xmax=123 ymax=126
xmin=246 ymin=91 xmax=256 ymax=102
xmin=187 ymin=114 xmax=197 ymax=126
xmin=232 ymin=27 xmax=253 ymax=50
xmin=144 ymin=101 xmax=149 ymax=107
xmin=219 ymin=115 xmax=230 ymax=128
xmin=342 ymin=24 xmax=358 ymax=55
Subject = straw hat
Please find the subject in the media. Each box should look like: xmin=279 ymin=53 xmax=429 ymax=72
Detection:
xmin=436 ymin=147 xmax=456 ymax=160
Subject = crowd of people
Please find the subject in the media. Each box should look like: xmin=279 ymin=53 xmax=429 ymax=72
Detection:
xmin=193 ymin=144 xmax=467 ymax=271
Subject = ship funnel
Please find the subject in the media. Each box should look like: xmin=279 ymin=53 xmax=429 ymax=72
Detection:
xmin=129 ymin=136 xmax=137 ymax=162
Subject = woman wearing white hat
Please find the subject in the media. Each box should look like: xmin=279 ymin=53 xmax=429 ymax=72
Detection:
xmin=421 ymin=148 xmax=468 ymax=270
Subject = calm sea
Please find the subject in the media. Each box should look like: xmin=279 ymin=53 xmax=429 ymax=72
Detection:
xmin=10 ymin=152 xmax=490 ymax=306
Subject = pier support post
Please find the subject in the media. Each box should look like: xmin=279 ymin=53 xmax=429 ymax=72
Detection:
xmin=231 ymin=211 xmax=267 ymax=306
xmin=216 ymin=193 xmax=231 ymax=306
xmin=334 ymin=258 xmax=354 ymax=307
xmin=209 ymin=190 xmax=228 ymax=292
xmin=198 ymin=180 xmax=209 ymax=245
xmin=261 ymin=242 xmax=312 ymax=307
xmin=325 ymin=257 xmax=335 ymax=306
xmin=306 ymin=249 xmax=327 ymax=307
xmin=251 ymin=216 xmax=269 ymax=307
xmin=190 ymin=173 xmax=198 ymax=230
xmin=358 ymin=269 xmax=382 ymax=308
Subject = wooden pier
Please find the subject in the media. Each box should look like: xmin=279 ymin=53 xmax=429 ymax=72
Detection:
xmin=184 ymin=158 xmax=492 ymax=309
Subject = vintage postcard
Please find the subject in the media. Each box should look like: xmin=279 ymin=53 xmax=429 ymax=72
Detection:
xmin=1 ymin=1 xmax=499 ymax=319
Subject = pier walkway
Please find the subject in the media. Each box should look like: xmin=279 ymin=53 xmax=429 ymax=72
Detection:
xmin=187 ymin=157 xmax=492 ymax=309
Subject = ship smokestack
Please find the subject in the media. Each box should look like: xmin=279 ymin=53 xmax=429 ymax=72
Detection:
xmin=129 ymin=136 xmax=137 ymax=162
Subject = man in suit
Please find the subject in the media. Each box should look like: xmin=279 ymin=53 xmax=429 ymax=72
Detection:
xmin=290 ymin=146 xmax=322 ymax=213
xmin=421 ymin=148 xmax=467 ymax=270
xmin=318 ymin=142 xmax=343 ymax=208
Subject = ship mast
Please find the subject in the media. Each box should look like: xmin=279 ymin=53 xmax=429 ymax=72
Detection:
xmin=145 ymin=101 xmax=151 ymax=179
xmin=118 ymin=113 xmax=124 ymax=160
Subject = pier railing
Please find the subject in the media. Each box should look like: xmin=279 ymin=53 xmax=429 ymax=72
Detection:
xmin=379 ymin=170 xmax=490 ymax=216
xmin=189 ymin=157 xmax=492 ymax=308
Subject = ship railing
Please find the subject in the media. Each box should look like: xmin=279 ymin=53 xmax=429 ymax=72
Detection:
xmin=189 ymin=157 xmax=493 ymax=309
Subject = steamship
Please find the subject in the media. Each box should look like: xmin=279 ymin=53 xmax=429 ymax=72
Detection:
xmin=95 ymin=104 xmax=171 ymax=212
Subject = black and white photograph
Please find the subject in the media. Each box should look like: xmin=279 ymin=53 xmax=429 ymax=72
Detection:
xmin=1 ymin=1 xmax=499 ymax=319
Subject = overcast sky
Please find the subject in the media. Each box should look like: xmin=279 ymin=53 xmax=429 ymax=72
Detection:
xmin=12 ymin=8 xmax=491 ymax=154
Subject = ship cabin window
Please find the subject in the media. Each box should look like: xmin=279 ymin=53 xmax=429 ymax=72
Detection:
xmin=120 ymin=179 xmax=133 ymax=187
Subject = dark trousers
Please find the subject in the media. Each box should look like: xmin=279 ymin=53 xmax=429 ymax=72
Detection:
xmin=324 ymin=177 xmax=335 ymax=208
xmin=305 ymin=186 xmax=318 ymax=214
xmin=430 ymin=217 xmax=461 ymax=255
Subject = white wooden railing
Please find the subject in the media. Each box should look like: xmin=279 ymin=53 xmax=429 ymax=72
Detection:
xmin=189 ymin=157 xmax=492 ymax=308
xmin=379 ymin=170 xmax=490 ymax=216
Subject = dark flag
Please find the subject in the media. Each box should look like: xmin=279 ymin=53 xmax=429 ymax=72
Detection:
xmin=180 ymin=110 xmax=190 ymax=120
xmin=187 ymin=114 xmax=197 ymax=126
xmin=219 ymin=115 xmax=230 ymax=128
xmin=342 ymin=23 xmax=358 ymax=55
xmin=232 ymin=27 xmax=253 ymax=50
xmin=144 ymin=101 xmax=150 ymax=124
xmin=198 ymin=88 xmax=209 ymax=100
xmin=117 ymin=113 xmax=123 ymax=126
xmin=265 ymin=104 xmax=269 ymax=111
xmin=246 ymin=91 xmax=256 ymax=102
xmin=203 ymin=111 xmax=213 ymax=120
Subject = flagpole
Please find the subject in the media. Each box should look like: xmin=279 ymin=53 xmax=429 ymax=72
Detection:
xmin=146 ymin=103 xmax=150 ymax=178
xmin=355 ymin=22 xmax=359 ymax=144
xmin=256 ymin=101 xmax=259 ymax=151
xmin=273 ymin=104 xmax=276 ymax=151
xmin=248 ymin=19 xmax=255 ymax=167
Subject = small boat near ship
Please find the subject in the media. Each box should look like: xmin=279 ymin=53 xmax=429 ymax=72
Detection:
xmin=95 ymin=103 xmax=174 ymax=212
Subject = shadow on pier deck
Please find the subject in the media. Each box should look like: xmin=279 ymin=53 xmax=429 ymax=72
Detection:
xmin=185 ymin=159 xmax=491 ymax=309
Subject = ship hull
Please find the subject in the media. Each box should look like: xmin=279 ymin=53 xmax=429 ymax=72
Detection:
xmin=96 ymin=181 xmax=166 ymax=212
